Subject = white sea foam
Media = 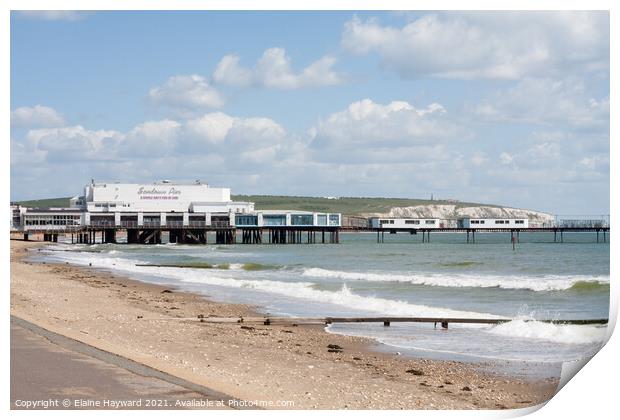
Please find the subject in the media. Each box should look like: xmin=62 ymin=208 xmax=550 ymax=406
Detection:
xmin=301 ymin=267 xmax=609 ymax=292
xmin=488 ymin=320 xmax=607 ymax=345
xmin=48 ymin=251 xmax=500 ymax=320
xmin=42 ymin=250 xmax=607 ymax=347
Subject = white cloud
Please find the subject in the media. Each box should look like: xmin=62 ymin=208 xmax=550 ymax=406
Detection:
xmin=473 ymin=78 xmax=610 ymax=127
xmin=26 ymin=125 xmax=123 ymax=162
xmin=16 ymin=109 xmax=288 ymax=167
xmin=227 ymin=117 xmax=286 ymax=144
xmin=212 ymin=55 xmax=254 ymax=87
xmin=122 ymin=120 xmax=181 ymax=157
xmin=148 ymin=75 xmax=224 ymax=113
xmin=213 ymin=48 xmax=344 ymax=89
xmin=15 ymin=11 xmax=89 ymax=21
xmin=499 ymin=152 xmax=514 ymax=165
xmin=182 ymin=113 xmax=287 ymax=160
xmin=310 ymin=99 xmax=456 ymax=163
xmin=185 ymin=112 xmax=235 ymax=144
xmin=470 ymin=152 xmax=488 ymax=167
xmin=11 ymin=105 xmax=66 ymax=128
xmin=342 ymin=12 xmax=609 ymax=80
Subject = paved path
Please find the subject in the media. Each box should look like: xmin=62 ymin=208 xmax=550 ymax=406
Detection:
xmin=10 ymin=316 xmax=238 ymax=410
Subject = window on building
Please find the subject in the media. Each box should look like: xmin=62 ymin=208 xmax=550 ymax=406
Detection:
xmin=236 ymin=215 xmax=258 ymax=226
xmin=291 ymin=214 xmax=314 ymax=225
xmin=425 ymin=220 xmax=436 ymax=225
xmin=329 ymin=214 xmax=340 ymax=226
xmin=263 ymin=215 xmax=286 ymax=226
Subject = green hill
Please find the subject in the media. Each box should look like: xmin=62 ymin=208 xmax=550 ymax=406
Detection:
xmin=15 ymin=195 xmax=497 ymax=216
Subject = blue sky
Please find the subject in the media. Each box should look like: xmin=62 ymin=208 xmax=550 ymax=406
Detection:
xmin=10 ymin=11 xmax=609 ymax=215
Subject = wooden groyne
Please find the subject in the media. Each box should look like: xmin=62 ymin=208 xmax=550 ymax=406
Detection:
xmin=143 ymin=315 xmax=609 ymax=329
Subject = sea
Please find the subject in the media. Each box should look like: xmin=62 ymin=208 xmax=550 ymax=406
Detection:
xmin=36 ymin=231 xmax=610 ymax=377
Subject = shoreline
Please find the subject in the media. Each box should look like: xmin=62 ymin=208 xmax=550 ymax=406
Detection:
xmin=11 ymin=239 xmax=559 ymax=409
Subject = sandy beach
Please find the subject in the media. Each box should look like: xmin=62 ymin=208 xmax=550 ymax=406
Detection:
xmin=10 ymin=239 xmax=559 ymax=409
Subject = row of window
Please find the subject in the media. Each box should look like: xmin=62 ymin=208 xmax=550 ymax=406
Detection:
xmin=469 ymin=219 xmax=525 ymax=225
xmin=238 ymin=214 xmax=340 ymax=226
xmin=380 ymin=219 xmax=436 ymax=225
xmin=93 ymin=203 xmax=131 ymax=208
xmin=25 ymin=215 xmax=81 ymax=226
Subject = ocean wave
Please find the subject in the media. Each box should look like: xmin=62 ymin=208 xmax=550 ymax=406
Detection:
xmin=41 ymin=251 xmax=608 ymax=346
xmin=301 ymin=268 xmax=609 ymax=292
xmin=50 ymin=252 xmax=499 ymax=319
xmin=438 ymin=261 xmax=483 ymax=268
xmin=488 ymin=319 xmax=607 ymax=345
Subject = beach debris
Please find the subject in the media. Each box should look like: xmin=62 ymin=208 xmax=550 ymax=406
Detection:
xmin=161 ymin=289 xmax=173 ymax=294
xmin=406 ymin=368 xmax=425 ymax=376
xmin=327 ymin=344 xmax=343 ymax=353
xmin=137 ymin=315 xmax=143 ymax=319
xmin=240 ymin=325 xmax=255 ymax=331
xmin=281 ymin=330 xmax=294 ymax=333
xmin=462 ymin=386 xmax=472 ymax=391
xmin=197 ymin=314 xmax=205 ymax=319
xmin=444 ymin=380 xmax=453 ymax=385
xmin=395 ymin=352 xmax=402 ymax=355
xmin=353 ymin=357 xmax=362 ymax=361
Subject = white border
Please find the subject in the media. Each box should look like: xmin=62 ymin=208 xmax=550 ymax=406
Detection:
xmin=3 ymin=1 xmax=616 ymax=420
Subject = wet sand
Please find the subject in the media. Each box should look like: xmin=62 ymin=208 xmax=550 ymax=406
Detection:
xmin=10 ymin=240 xmax=559 ymax=409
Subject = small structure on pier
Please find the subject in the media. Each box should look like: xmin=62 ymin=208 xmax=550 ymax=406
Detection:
xmin=369 ymin=217 xmax=443 ymax=229
xmin=458 ymin=217 xmax=528 ymax=229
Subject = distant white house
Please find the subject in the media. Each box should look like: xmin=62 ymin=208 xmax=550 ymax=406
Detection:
xmin=458 ymin=218 xmax=529 ymax=229
xmin=369 ymin=217 xmax=443 ymax=229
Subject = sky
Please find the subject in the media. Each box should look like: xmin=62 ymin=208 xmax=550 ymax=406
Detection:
xmin=10 ymin=10 xmax=610 ymax=215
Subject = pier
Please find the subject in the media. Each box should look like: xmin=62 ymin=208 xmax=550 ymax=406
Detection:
xmin=373 ymin=227 xmax=609 ymax=244
xmin=21 ymin=225 xmax=341 ymax=245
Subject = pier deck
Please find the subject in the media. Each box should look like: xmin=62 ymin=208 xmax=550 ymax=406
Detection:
xmin=371 ymin=226 xmax=609 ymax=243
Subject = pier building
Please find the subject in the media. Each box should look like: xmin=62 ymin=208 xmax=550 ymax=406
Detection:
xmin=369 ymin=217 xmax=444 ymax=229
xmin=15 ymin=180 xmax=342 ymax=245
xmin=457 ymin=218 xmax=529 ymax=229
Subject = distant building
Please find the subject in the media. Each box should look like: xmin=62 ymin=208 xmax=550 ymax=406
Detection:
xmin=558 ymin=219 xmax=607 ymax=228
xmin=458 ymin=218 xmax=528 ymax=229
xmin=235 ymin=210 xmax=341 ymax=228
xmin=9 ymin=203 xmax=28 ymax=231
xmin=369 ymin=217 xmax=444 ymax=229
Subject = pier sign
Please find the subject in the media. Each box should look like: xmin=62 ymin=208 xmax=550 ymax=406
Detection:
xmin=137 ymin=187 xmax=181 ymax=200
